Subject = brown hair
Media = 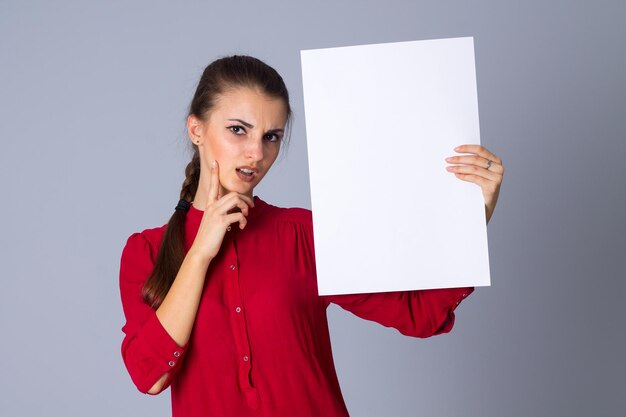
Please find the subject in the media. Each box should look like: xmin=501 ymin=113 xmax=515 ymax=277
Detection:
xmin=142 ymin=55 xmax=292 ymax=309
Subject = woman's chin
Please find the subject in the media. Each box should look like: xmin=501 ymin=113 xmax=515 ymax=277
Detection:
xmin=222 ymin=181 xmax=255 ymax=197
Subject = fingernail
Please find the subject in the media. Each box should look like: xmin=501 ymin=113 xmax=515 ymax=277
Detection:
xmin=445 ymin=157 xmax=452 ymax=161
xmin=211 ymin=160 xmax=216 ymax=168
xmin=454 ymin=146 xmax=461 ymax=151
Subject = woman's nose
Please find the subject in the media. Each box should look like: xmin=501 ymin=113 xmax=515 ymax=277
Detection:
xmin=245 ymin=137 xmax=264 ymax=161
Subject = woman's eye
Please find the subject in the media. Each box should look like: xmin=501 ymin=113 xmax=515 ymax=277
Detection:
xmin=228 ymin=125 xmax=245 ymax=135
xmin=264 ymin=133 xmax=279 ymax=142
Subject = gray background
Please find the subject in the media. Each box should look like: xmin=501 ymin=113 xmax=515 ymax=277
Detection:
xmin=1 ymin=0 xmax=624 ymax=416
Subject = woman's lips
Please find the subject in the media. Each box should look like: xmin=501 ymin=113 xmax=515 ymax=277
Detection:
xmin=236 ymin=168 xmax=256 ymax=182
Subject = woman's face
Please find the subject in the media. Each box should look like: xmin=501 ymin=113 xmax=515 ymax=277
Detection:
xmin=190 ymin=87 xmax=288 ymax=198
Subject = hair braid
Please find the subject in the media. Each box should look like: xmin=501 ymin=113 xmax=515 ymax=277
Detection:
xmin=180 ymin=151 xmax=200 ymax=203
xmin=142 ymin=150 xmax=201 ymax=308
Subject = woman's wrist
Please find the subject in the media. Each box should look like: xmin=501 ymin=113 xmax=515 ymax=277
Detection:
xmin=185 ymin=246 xmax=214 ymax=266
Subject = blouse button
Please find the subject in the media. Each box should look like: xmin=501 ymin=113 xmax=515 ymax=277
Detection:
xmin=243 ymin=355 xmax=249 ymax=362
xmin=229 ymin=264 xmax=236 ymax=270
xmin=168 ymin=361 xmax=175 ymax=367
xmin=235 ymin=306 xmax=242 ymax=313
xmin=173 ymin=351 xmax=181 ymax=357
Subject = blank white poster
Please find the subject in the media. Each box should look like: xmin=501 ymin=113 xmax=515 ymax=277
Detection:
xmin=300 ymin=36 xmax=491 ymax=296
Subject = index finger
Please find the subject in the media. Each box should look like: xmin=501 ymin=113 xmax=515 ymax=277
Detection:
xmin=208 ymin=160 xmax=219 ymax=203
xmin=454 ymin=144 xmax=502 ymax=164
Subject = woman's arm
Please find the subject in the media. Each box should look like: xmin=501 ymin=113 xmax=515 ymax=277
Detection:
xmin=119 ymin=234 xmax=210 ymax=395
xmin=120 ymin=233 xmax=188 ymax=395
xmin=120 ymin=161 xmax=254 ymax=395
xmin=155 ymin=250 xmax=212 ymax=347
xmin=153 ymin=161 xmax=255 ymax=353
xmin=146 ymin=249 xmax=213 ymax=394
xmin=324 ymin=287 xmax=473 ymax=338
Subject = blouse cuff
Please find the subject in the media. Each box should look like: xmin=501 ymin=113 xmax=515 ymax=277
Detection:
xmin=139 ymin=311 xmax=188 ymax=394
xmin=447 ymin=286 xmax=474 ymax=309
xmin=431 ymin=286 xmax=475 ymax=335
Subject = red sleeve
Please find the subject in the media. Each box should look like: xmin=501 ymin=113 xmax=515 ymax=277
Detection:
xmin=322 ymin=286 xmax=474 ymax=338
xmin=119 ymin=232 xmax=188 ymax=394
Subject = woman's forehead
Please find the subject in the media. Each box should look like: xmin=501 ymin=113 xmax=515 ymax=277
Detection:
xmin=213 ymin=88 xmax=288 ymax=125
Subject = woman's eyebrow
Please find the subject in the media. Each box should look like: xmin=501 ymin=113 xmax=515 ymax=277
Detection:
xmin=227 ymin=118 xmax=254 ymax=128
xmin=227 ymin=118 xmax=284 ymax=134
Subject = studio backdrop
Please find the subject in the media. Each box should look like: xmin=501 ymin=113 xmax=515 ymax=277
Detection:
xmin=1 ymin=1 xmax=624 ymax=416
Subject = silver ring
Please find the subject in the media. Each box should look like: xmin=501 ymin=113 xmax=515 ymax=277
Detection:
xmin=485 ymin=159 xmax=492 ymax=170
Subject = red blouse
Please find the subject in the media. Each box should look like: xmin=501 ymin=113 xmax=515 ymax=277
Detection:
xmin=119 ymin=195 xmax=474 ymax=417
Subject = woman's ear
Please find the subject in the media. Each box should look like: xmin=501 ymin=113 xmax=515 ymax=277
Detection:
xmin=187 ymin=114 xmax=204 ymax=145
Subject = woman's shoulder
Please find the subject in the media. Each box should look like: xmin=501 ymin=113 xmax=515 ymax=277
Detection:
xmin=122 ymin=224 xmax=167 ymax=258
xmin=132 ymin=223 xmax=167 ymax=242
xmin=118 ymin=224 xmax=168 ymax=283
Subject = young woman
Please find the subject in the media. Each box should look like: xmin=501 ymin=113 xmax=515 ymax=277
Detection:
xmin=119 ymin=55 xmax=504 ymax=417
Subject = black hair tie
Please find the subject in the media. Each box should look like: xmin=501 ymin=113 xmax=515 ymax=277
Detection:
xmin=175 ymin=199 xmax=191 ymax=212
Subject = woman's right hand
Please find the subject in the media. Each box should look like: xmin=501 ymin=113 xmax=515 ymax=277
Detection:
xmin=189 ymin=160 xmax=254 ymax=261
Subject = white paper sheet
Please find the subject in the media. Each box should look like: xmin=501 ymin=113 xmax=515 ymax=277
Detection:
xmin=300 ymin=36 xmax=491 ymax=296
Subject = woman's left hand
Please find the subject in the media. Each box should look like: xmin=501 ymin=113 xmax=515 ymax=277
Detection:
xmin=445 ymin=144 xmax=504 ymax=224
